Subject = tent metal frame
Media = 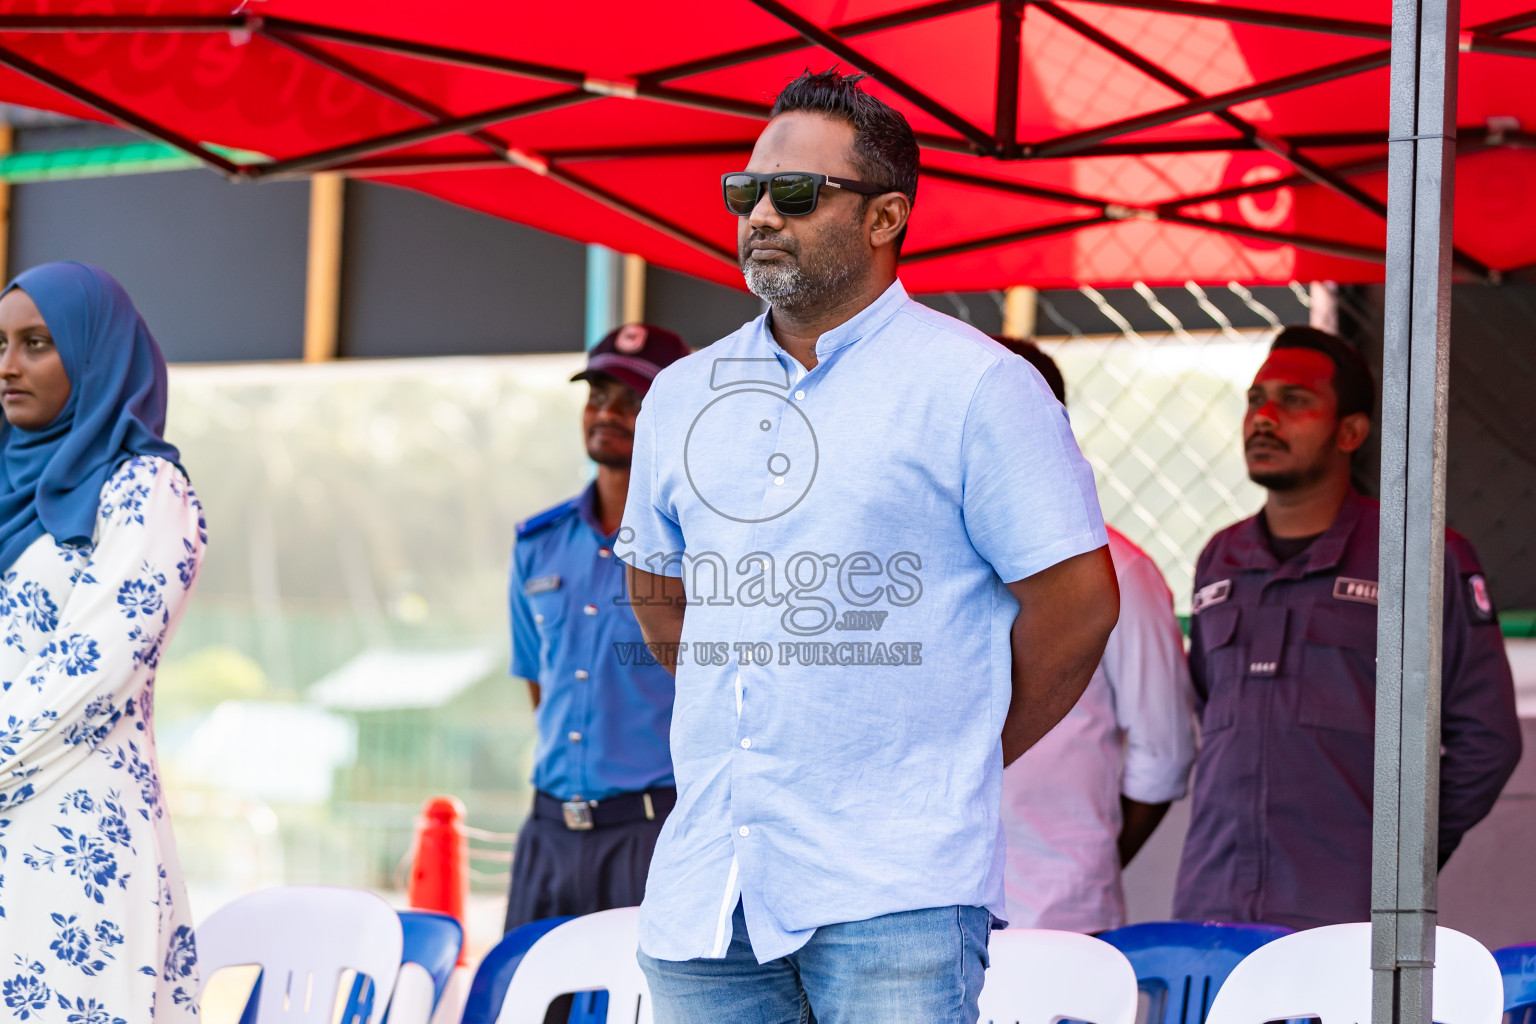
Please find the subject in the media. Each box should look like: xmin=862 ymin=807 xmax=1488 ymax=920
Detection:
xmin=1374 ymin=0 xmax=1457 ymax=1014
xmin=0 ymin=2 xmax=1526 ymax=280
xmin=0 ymin=7 xmax=1507 ymax=1018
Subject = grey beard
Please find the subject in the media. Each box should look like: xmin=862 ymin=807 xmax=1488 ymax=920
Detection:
xmin=743 ymin=254 xmax=859 ymax=316
xmin=742 ymin=257 xmax=803 ymax=303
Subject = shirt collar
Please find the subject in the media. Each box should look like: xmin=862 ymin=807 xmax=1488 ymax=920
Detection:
xmin=575 ymin=481 xmax=614 ymax=541
xmin=1215 ymin=488 xmax=1366 ymax=578
xmin=748 ymin=278 xmax=911 ymax=364
xmin=1297 ymin=487 xmax=1365 ymax=576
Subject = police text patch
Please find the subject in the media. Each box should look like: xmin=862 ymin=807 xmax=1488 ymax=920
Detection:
xmin=1333 ymin=577 xmax=1379 ymax=605
xmin=523 ymin=574 xmax=562 ymax=595
xmin=1192 ymin=579 xmax=1232 ymax=614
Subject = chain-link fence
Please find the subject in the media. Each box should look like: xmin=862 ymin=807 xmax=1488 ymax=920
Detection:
xmin=920 ymin=282 xmax=1312 ymax=611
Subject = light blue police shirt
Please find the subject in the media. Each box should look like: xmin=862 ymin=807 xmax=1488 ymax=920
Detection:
xmin=616 ymin=280 xmax=1107 ymax=963
xmin=511 ymin=483 xmax=676 ymax=802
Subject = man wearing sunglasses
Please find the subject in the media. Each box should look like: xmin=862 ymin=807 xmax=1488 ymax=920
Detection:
xmin=618 ymin=69 xmax=1119 ymax=1024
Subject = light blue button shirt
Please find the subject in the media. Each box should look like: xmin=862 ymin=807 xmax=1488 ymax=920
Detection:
xmin=617 ymin=280 xmax=1106 ymax=964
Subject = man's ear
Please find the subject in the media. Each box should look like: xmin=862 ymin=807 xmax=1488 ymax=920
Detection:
xmin=867 ymin=192 xmax=911 ymax=250
xmin=1336 ymin=411 xmax=1371 ymax=454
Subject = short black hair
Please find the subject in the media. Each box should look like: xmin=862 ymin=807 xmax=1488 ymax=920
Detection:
xmin=770 ymin=69 xmax=919 ymax=253
xmin=1268 ymin=325 xmax=1375 ymax=421
xmin=994 ymin=337 xmax=1066 ymax=404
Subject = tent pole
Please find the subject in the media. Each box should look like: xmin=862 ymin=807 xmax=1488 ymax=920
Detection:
xmin=1372 ymin=0 xmax=1458 ymax=1012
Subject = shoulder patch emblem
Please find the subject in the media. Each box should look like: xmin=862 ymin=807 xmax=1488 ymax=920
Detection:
xmin=1468 ymin=574 xmax=1496 ymax=624
xmin=1333 ymin=577 xmax=1379 ymax=605
xmin=523 ymin=574 xmax=561 ymax=596
xmin=1192 ymin=579 xmax=1232 ymax=614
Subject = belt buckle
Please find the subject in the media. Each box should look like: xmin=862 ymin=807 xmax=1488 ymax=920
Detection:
xmin=561 ymin=800 xmax=595 ymax=831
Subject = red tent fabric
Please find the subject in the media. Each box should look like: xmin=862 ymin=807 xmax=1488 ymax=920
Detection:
xmin=0 ymin=0 xmax=1530 ymax=288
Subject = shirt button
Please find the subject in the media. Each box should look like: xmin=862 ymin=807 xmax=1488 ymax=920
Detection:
xmin=583 ymin=604 xmax=598 ymax=616
xmin=598 ymin=548 xmax=612 ymax=558
xmin=568 ymin=731 xmax=583 ymax=743
xmin=738 ymin=825 xmax=751 ymax=837
xmin=740 ymin=738 xmax=752 ymax=749
xmin=574 ymin=669 xmax=589 ymax=680
xmin=534 ymin=613 xmax=545 ymax=624
xmin=773 ymin=477 xmax=784 ymax=486
xmin=794 ymin=389 xmax=806 ymax=401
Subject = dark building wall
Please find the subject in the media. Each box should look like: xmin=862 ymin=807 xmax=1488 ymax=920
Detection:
xmin=1341 ymin=282 xmax=1536 ymax=610
xmin=1445 ymin=283 xmax=1536 ymax=609
xmin=339 ymin=182 xmax=586 ymax=358
xmin=10 ymin=124 xmax=309 ymax=363
xmin=15 ymin=122 xmax=140 ymax=151
xmin=644 ymin=265 xmax=761 ymax=348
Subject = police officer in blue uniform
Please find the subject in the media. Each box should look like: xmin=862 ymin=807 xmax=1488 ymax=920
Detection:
xmin=1174 ymin=326 xmax=1522 ymax=929
xmin=505 ymin=323 xmax=691 ymax=936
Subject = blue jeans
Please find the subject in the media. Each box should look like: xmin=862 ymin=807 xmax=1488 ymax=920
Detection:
xmin=639 ymin=903 xmax=991 ymax=1024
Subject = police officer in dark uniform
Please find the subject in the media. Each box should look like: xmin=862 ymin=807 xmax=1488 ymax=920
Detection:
xmin=505 ymin=323 xmax=691 ymax=936
xmin=1174 ymin=326 xmax=1522 ymax=930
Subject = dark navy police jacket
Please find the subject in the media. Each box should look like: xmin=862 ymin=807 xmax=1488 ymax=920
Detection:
xmin=1173 ymin=489 xmax=1522 ymax=929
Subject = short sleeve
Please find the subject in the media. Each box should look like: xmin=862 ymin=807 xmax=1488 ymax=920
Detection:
xmin=616 ymin=395 xmax=685 ymax=577
xmin=509 ymin=544 xmax=539 ymax=681
xmin=960 ymin=355 xmax=1107 ymax=582
xmin=1102 ymin=546 xmax=1197 ymax=804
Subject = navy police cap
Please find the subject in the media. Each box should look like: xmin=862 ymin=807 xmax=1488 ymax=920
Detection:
xmin=572 ymin=323 xmax=691 ymax=398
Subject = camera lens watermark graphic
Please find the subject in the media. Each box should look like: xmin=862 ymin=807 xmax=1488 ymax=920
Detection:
xmin=684 ymin=358 xmax=819 ymax=523
xmin=613 ymin=354 xmax=930 ymax=657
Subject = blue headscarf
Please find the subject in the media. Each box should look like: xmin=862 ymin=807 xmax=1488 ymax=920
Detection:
xmin=0 ymin=262 xmax=181 ymax=572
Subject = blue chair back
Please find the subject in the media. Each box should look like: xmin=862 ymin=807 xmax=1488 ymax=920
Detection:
xmin=1495 ymin=943 xmax=1536 ymax=1022
xmin=242 ymin=910 xmax=465 ymax=1024
xmin=458 ymin=917 xmax=608 ymax=1024
xmin=1098 ymin=921 xmax=1293 ymax=1024
xmin=398 ymin=910 xmax=465 ymax=1010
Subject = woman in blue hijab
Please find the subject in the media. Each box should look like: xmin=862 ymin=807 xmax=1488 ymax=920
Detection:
xmin=0 ymin=263 xmax=206 ymax=1023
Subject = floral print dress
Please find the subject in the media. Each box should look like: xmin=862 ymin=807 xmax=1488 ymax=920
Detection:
xmin=0 ymin=456 xmax=206 ymax=1024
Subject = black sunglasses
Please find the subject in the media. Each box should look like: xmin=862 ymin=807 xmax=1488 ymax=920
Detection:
xmin=721 ymin=171 xmax=892 ymax=217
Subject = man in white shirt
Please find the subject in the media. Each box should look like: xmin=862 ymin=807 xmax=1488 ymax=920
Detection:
xmin=998 ymin=340 xmax=1198 ymax=933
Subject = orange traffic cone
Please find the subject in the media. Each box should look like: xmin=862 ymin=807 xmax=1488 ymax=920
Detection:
xmin=408 ymin=795 xmax=469 ymax=964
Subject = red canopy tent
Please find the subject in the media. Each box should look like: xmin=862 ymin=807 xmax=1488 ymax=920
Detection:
xmin=0 ymin=0 xmax=1528 ymax=289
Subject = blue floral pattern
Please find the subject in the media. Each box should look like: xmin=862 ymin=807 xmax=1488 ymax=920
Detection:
xmin=0 ymin=457 xmax=204 ymax=1021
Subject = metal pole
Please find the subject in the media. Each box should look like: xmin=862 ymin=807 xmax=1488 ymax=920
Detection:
xmin=1372 ymin=0 xmax=1459 ymax=1011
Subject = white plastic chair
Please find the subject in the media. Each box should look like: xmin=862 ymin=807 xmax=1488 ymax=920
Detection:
xmin=978 ymin=928 xmax=1140 ymax=1024
xmin=195 ymin=886 xmax=404 ymax=1024
xmin=1204 ymin=923 xmax=1503 ymax=1024
xmin=493 ymin=907 xmax=651 ymax=1024
xmin=387 ymin=962 xmax=436 ymax=1024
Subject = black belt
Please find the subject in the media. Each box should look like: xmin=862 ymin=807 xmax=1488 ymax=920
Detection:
xmin=534 ymin=787 xmax=677 ymax=831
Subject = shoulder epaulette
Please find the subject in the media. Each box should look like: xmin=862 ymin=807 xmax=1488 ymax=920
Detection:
xmin=516 ymin=497 xmax=580 ymax=540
